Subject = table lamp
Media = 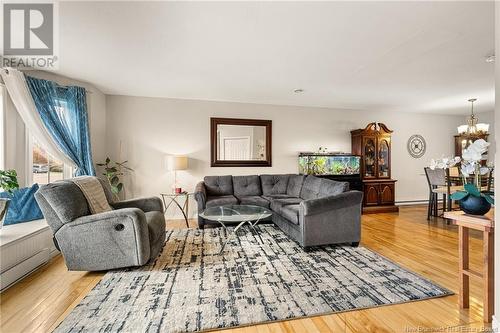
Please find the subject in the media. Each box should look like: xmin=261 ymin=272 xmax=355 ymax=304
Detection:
xmin=167 ymin=156 xmax=188 ymax=194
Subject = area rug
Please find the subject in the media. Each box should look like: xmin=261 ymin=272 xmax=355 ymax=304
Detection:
xmin=55 ymin=225 xmax=452 ymax=333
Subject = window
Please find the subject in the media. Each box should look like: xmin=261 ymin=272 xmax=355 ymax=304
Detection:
xmin=28 ymin=99 xmax=73 ymax=185
xmin=31 ymin=138 xmax=66 ymax=185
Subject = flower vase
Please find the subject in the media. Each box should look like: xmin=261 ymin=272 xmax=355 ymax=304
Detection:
xmin=459 ymin=195 xmax=491 ymax=215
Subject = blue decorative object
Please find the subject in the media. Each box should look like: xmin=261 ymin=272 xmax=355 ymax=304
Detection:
xmin=0 ymin=184 xmax=43 ymax=225
xmin=459 ymin=195 xmax=491 ymax=216
xmin=25 ymin=75 xmax=95 ymax=176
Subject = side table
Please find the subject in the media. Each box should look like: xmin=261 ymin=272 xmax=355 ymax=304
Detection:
xmin=160 ymin=192 xmax=193 ymax=228
xmin=444 ymin=211 xmax=494 ymax=323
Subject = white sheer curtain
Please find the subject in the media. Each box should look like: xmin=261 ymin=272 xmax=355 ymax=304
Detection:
xmin=0 ymin=68 xmax=76 ymax=168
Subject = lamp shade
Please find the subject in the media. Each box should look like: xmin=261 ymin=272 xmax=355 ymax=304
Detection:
xmin=167 ymin=156 xmax=188 ymax=171
xmin=477 ymin=123 xmax=489 ymax=133
xmin=457 ymin=125 xmax=468 ymax=134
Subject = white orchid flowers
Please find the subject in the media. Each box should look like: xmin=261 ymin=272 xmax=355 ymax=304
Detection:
xmin=462 ymin=139 xmax=490 ymax=162
xmin=429 ymin=156 xmax=461 ymax=170
xmin=460 ymin=139 xmax=490 ymax=178
xmin=429 ymin=139 xmax=492 ymax=190
xmin=448 ymin=139 xmax=495 ymax=207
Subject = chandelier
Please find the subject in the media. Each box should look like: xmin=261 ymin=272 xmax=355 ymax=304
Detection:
xmin=457 ymin=98 xmax=489 ymax=136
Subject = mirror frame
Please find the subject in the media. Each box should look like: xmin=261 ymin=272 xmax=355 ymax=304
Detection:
xmin=210 ymin=117 xmax=272 ymax=167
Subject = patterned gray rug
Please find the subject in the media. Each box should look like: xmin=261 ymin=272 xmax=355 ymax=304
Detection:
xmin=55 ymin=225 xmax=452 ymax=333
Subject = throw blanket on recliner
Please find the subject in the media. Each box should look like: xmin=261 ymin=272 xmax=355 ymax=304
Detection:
xmin=71 ymin=177 xmax=112 ymax=214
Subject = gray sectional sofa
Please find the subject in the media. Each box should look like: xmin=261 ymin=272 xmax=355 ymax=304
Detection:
xmin=195 ymin=174 xmax=363 ymax=249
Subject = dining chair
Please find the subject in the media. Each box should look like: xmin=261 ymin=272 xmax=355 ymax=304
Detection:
xmin=424 ymin=167 xmax=445 ymax=220
xmin=424 ymin=167 xmax=463 ymax=223
xmin=459 ymin=168 xmax=493 ymax=192
xmin=485 ymin=167 xmax=494 ymax=194
xmin=448 ymin=166 xmax=460 ymax=179
xmin=443 ymin=166 xmax=465 ymax=210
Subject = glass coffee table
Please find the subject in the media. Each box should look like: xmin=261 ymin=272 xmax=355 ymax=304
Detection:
xmin=199 ymin=205 xmax=272 ymax=253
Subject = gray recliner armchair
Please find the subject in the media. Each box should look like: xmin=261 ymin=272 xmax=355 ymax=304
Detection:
xmin=35 ymin=179 xmax=166 ymax=271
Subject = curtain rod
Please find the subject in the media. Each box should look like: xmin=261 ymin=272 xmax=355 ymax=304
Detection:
xmin=53 ymin=83 xmax=93 ymax=94
xmin=1 ymin=68 xmax=92 ymax=94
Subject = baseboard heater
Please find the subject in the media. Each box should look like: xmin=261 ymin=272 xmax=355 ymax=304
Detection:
xmin=0 ymin=219 xmax=58 ymax=291
xmin=0 ymin=248 xmax=57 ymax=291
xmin=396 ymin=199 xmax=438 ymax=206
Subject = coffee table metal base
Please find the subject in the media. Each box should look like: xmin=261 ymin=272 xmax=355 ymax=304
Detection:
xmin=199 ymin=205 xmax=272 ymax=254
xmin=217 ymin=217 xmax=265 ymax=254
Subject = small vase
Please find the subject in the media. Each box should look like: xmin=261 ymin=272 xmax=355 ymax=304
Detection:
xmin=459 ymin=195 xmax=491 ymax=216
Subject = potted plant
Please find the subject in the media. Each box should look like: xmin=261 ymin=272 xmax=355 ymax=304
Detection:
xmin=0 ymin=169 xmax=20 ymax=226
xmin=97 ymin=157 xmax=133 ymax=200
xmin=449 ymin=139 xmax=494 ymax=215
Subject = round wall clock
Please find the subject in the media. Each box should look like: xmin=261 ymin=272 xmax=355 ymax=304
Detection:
xmin=407 ymin=134 xmax=426 ymax=158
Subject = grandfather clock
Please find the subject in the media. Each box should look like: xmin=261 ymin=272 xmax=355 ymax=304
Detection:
xmin=351 ymin=122 xmax=399 ymax=214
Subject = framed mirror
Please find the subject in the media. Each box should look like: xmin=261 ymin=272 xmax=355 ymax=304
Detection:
xmin=211 ymin=117 xmax=272 ymax=167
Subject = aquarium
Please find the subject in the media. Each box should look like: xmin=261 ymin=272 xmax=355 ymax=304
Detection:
xmin=298 ymin=153 xmax=360 ymax=176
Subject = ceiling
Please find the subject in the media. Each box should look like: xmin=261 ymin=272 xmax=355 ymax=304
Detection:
xmin=56 ymin=1 xmax=495 ymax=115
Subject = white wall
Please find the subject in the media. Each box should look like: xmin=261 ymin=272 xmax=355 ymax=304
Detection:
xmin=3 ymin=70 xmax=107 ymax=186
xmin=106 ymin=94 xmax=469 ymax=218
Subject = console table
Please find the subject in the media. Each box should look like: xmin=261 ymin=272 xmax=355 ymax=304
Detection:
xmin=443 ymin=211 xmax=494 ymax=322
xmin=160 ymin=192 xmax=192 ymax=228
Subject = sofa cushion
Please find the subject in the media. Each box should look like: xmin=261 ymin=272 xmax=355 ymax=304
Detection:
xmin=260 ymin=175 xmax=291 ymax=195
xmin=233 ymin=175 xmax=262 ymax=197
xmin=204 ymin=176 xmax=233 ymax=196
xmin=270 ymin=198 xmax=303 ymax=212
xmin=262 ymin=194 xmax=296 ymax=201
xmin=300 ymin=175 xmax=323 ymax=200
xmin=287 ymin=175 xmax=305 ymax=197
xmin=205 ymin=195 xmax=238 ymax=208
xmin=237 ymin=196 xmax=270 ymax=208
xmin=319 ymin=179 xmax=348 ymax=198
xmin=277 ymin=204 xmax=301 ymax=225
xmin=37 ymin=181 xmax=90 ymax=224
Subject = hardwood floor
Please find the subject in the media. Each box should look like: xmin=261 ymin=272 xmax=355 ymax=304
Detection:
xmin=0 ymin=205 xmax=493 ymax=332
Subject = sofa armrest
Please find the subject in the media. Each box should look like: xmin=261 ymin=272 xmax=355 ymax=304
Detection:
xmin=55 ymin=208 xmax=151 ymax=270
xmin=194 ymin=181 xmax=207 ymax=210
xmin=301 ymin=191 xmax=363 ymax=216
xmin=111 ymin=197 xmax=164 ymax=213
xmin=68 ymin=207 xmax=145 ymax=226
